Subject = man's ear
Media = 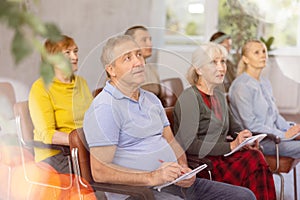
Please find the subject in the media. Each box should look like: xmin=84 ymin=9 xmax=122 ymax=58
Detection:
xmin=105 ymin=64 xmax=116 ymax=77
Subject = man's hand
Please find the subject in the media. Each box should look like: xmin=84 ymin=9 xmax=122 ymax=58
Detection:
xmin=175 ymin=167 xmax=196 ymax=188
xmin=150 ymin=162 xmax=183 ymax=186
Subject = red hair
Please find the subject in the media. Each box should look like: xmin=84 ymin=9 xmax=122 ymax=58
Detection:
xmin=44 ymin=35 xmax=76 ymax=54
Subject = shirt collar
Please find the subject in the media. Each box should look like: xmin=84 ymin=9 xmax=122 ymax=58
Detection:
xmin=104 ymin=80 xmax=146 ymax=102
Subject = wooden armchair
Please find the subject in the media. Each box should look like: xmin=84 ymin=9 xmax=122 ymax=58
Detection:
xmin=0 ymin=82 xmax=16 ymax=106
xmin=69 ymin=128 xmax=155 ymax=199
xmin=92 ymin=87 xmax=103 ymax=98
xmin=160 ymin=78 xmax=184 ymax=107
xmin=259 ymin=133 xmax=300 ymax=200
xmin=13 ymin=101 xmax=70 ymax=156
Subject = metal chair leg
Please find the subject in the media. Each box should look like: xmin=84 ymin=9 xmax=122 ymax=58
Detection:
xmin=294 ymin=168 xmax=298 ymax=200
xmin=274 ymin=172 xmax=284 ymax=200
xmin=207 ymin=170 xmax=212 ymax=180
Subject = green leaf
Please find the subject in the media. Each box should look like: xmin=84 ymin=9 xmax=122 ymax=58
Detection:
xmin=3 ymin=5 xmax=24 ymax=29
xmin=266 ymin=37 xmax=274 ymax=46
xmin=44 ymin=23 xmax=62 ymax=42
xmin=40 ymin=60 xmax=54 ymax=86
xmin=25 ymin=13 xmax=47 ymax=35
xmin=260 ymin=37 xmax=266 ymax=43
xmin=11 ymin=31 xmax=33 ymax=64
xmin=46 ymin=53 xmax=72 ymax=78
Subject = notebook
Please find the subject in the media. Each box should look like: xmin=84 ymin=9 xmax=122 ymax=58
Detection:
xmin=224 ymin=134 xmax=267 ymax=157
xmin=153 ymin=164 xmax=208 ymax=192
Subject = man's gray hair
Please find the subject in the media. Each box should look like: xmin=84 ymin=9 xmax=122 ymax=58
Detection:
xmin=100 ymin=35 xmax=135 ymax=67
xmin=124 ymin=25 xmax=148 ymax=38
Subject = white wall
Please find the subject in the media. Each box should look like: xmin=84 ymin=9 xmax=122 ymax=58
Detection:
xmin=0 ymin=0 xmax=165 ymax=93
xmin=263 ymin=56 xmax=300 ymax=114
xmin=1 ymin=0 xmax=299 ymax=114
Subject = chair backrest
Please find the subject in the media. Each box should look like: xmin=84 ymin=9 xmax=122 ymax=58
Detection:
xmin=13 ymin=101 xmax=34 ymax=144
xmin=164 ymin=107 xmax=174 ymax=131
xmin=0 ymin=82 xmax=16 ymax=106
xmin=92 ymin=87 xmax=103 ymax=98
xmin=141 ymin=83 xmax=161 ymax=97
xmin=160 ymin=78 xmax=184 ymax=107
xmin=69 ymin=128 xmax=93 ymax=183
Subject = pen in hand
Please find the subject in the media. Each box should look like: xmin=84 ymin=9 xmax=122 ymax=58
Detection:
xmin=158 ymin=159 xmax=185 ymax=174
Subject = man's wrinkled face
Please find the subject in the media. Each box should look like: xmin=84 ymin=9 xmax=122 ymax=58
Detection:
xmin=106 ymin=40 xmax=146 ymax=87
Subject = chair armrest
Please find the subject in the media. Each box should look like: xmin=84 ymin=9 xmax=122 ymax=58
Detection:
xmin=252 ymin=132 xmax=281 ymax=144
xmin=90 ymin=182 xmax=155 ymax=200
xmin=265 ymin=133 xmax=281 ymax=144
xmin=187 ymin=154 xmax=213 ymax=171
xmin=25 ymin=141 xmax=70 ymax=155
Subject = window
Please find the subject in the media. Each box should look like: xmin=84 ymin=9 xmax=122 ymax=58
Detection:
xmin=164 ymin=0 xmax=218 ymax=46
xmin=264 ymin=10 xmax=300 ymax=49
xmin=165 ymin=0 xmax=300 ymax=53
xmin=218 ymin=0 xmax=300 ymax=52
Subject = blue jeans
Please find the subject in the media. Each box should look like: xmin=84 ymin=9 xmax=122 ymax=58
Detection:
xmin=261 ymin=138 xmax=300 ymax=158
xmin=152 ymin=178 xmax=256 ymax=200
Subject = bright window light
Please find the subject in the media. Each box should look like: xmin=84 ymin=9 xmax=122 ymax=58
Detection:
xmin=188 ymin=3 xmax=204 ymax=14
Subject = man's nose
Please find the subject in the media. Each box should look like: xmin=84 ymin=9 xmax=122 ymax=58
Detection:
xmin=133 ymin=56 xmax=144 ymax=67
xmin=146 ymin=38 xmax=152 ymax=47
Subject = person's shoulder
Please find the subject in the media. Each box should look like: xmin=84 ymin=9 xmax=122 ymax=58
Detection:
xmin=260 ymin=76 xmax=271 ymax=85
xmin=32 ymin=77 xmax=44 ymax=84
xmin=29 ymin=78 xmax=49 ymax=99
xmin=181 ymin=86 xmax=198 ymax=97
xmin=74 ymin=75 xmax=88 ymax=84
xmin=31 ymin=77 xmax=46 ymax=90
xmin=231 ymin=73 xmax=256 ymax=89
xmin=232 ymin=73 xmax=249 ymax=83
xmin=74 ymin=75 xmax=85 ymax=80
xmin=177 ymin=86 xmax=199 ymax=103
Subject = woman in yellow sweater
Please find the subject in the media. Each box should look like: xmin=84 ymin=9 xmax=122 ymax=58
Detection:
xmin=29 ymin=35 xmax=92 ymax=173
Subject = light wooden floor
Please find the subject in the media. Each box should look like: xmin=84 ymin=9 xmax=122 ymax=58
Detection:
xmin=281 ymin=113 xmax=300 ymax=124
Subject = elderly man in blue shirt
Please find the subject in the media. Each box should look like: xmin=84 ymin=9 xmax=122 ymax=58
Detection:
xmin=83 ymin=35 xmax=256 ymax=200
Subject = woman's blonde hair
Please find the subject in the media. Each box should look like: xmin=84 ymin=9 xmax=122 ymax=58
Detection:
xmin=186 ymin=42 xmax=227 ymax=85
xmin=237 ymin=39 xmax=267 ymax=76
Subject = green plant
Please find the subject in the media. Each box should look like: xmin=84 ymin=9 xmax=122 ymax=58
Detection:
xmin=260 ymin=36 xmax=275 ymax=51
xmin=218 ymin=0 xmax=259 ymax=62
xmin=0 ymin=0 xmax=71 ymax=84
xmin=185 ymin=21 xmax=198 ymax=35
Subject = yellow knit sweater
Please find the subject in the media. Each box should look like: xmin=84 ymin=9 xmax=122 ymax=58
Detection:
xmin=29 ymin=76 xmax=92 ymax=162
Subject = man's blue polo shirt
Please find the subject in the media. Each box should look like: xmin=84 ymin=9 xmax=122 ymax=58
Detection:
xmin=83 ymin=81 xmax=177 ymax=171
